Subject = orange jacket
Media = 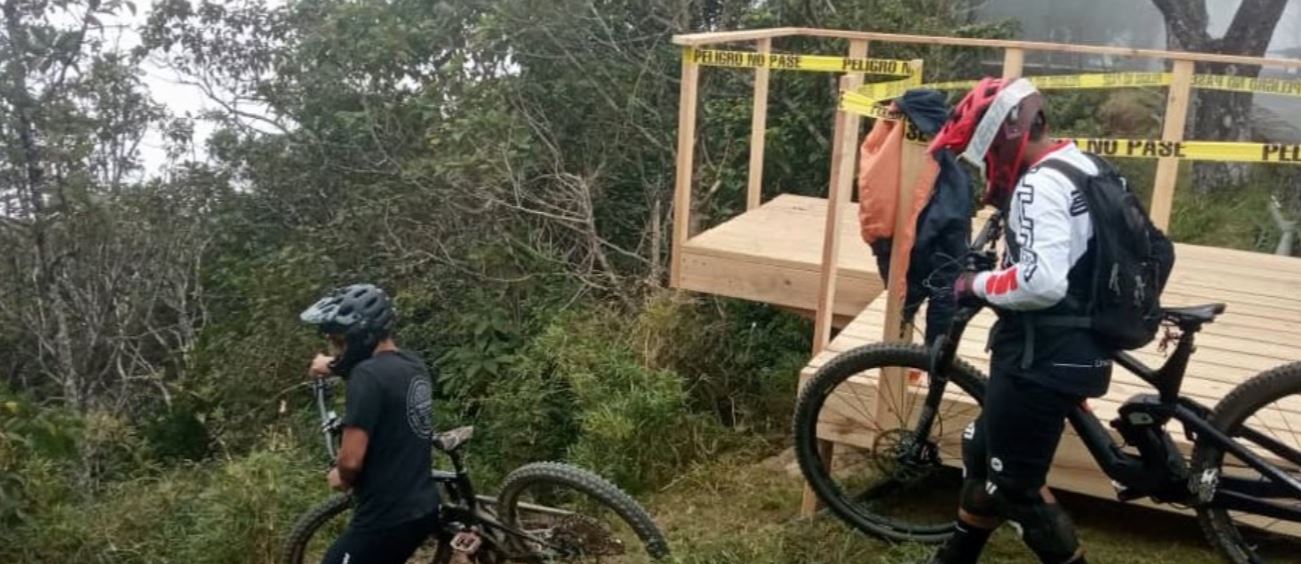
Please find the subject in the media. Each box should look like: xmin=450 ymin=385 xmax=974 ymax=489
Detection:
xmin=857 ymin=115 xmax=941 ymax=293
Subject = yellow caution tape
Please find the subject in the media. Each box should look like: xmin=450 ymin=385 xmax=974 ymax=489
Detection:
xmin=839 ymin=94 xmax=1301 ymax=164
xmin=1193 ymin=74 xmax=1301 ymax=97
xmin=855 ymin=72 xmax=1172 ymax=105
xmin=1072 ymin=138 xmax=1301 ymax=164
xmin=1033 ymin=72 xmax=1171 ymax=89
xmin=840 ymin=90 xmax=904 ymax=120
xmin=686 ymin=48 xmax=915 ymax=76
xmin=685 ymin=47 xmax=1301 ymax=99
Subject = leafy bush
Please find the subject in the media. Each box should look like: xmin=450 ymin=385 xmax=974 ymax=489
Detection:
xmin=634 ymin=293 xmax=811 ymax=433
xmin=1 ymin=448 xmax=324 ymax=564
xmin=533 ymin=311 xmax=725 ymax=492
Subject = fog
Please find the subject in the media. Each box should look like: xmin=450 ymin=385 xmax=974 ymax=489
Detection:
xmin=979 ymin=0 xmax=1301 ymax=55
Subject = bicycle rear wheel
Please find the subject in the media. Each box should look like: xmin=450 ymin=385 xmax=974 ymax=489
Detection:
xmin=496 ymin=462 xmax=670 ymax=562
xmin=793 ymin=342 xmax=987 ymax=543
xmin=1192 ymin=361 xmax=1301 ymax=563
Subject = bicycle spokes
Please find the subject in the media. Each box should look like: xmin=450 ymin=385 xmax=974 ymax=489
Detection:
xmin=813 ymin=364 xmax=981 ymax=530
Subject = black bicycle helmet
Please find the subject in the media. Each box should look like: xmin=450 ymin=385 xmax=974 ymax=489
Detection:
xmin=300 ymin=283 xmax=396 ymax=375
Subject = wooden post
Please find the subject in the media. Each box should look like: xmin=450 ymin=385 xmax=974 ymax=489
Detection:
xmin=875 ymin=118 xmax=929 ymax=428
xmin=1150 ymin=59 xmax=1194 ymax=231
xmin=747 ymin=38 xmax=772 ymax=211
xmin=811 ymin=39 xmax=869 ymax=353
xmin=802 ymin=40 xmax=868 ymax=518
xmin=1002 ymin=47 xmax=1024 ymax=79
xmin=875 ymin=59 xmax=927 ymax=429
xmin=669 ymin=51 xmax=702 ymax=288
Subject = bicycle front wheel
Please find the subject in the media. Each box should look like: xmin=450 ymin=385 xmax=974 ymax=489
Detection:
xmin=793 ymin=342 xmax=987 ymax=543
xmin=496 ymin=462 xmax=670 ymax=562
xmin=1192 ymin=361 xmax=1301 ymax=563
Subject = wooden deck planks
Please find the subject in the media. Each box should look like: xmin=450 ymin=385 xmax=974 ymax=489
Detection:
xmin=678 ymin=195 xmax=1301 ymax=531
xmin=800 ymin=293 xmax=1301 ymax=531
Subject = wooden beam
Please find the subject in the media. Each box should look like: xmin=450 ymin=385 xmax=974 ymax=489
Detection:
xmin=669 ymin=53 xmax=701 ymax=288
xmin=746 ymin=38 xmax=772 ymax=211
xmin=673 ymin=27 xmax=1301 ymax=70
xmin=1150 ymin=59 xmax=1195 ymax=231
xmin=1002 ymin=47 xmax=1025 ymax=79
xmin=798 ymin=439 xmax=836 ymax=516
xmin=876 ymin=87 xmax=928 ymax=430
xmin=803 ymin=40 xmax=869 ymax=519
xmin=671 ymin=27 xmax=801 ymax=47
xmin=813 ymin=39 xmax=870 ymax=353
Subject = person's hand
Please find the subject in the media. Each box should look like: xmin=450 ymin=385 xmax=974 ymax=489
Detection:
xmin=327 ymin=467 xmax=349 ymax=492
xmin=309 ymin=353 xmax=335 ymax=378
xmin=954 ymin=272 xmax=984 ymax=307
xmin=967 ymin=250 xmax=996 ymax=272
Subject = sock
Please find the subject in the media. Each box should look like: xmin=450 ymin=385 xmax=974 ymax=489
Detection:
xmin=931 ymin=521 xmax=995 ymax=564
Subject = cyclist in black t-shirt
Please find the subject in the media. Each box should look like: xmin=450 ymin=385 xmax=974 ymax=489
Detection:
xmin=301 ymin=284 xmax=441 ymax=564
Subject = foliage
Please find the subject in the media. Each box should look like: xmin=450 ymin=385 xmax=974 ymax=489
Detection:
xmin=2 ymin=0 xmax=1297 ymax=560
xmin=0 ymin=447 xmax=323 ymax=563
xmin=634 ymin=293 xmax=811 ymax=432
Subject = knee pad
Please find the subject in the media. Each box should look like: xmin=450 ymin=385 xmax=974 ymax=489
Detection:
xmin=958 ymin=478 xmax=996 ymax=518
xmin=999 ymin=498 xmax=1081 ymax=564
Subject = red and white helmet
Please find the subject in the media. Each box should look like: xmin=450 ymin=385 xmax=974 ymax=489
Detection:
xmin=930 ymin=77 xmax=1044 ymax=206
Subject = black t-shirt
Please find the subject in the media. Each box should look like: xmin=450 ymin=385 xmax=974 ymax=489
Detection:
xmin=342 ymin=350 xmax=439 ymax=532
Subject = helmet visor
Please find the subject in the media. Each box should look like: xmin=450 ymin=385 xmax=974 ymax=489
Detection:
xmin=300 ymin=295 xmax=342 ymax=328
xmin=959 ymin=78 xmax=1039 ymax=168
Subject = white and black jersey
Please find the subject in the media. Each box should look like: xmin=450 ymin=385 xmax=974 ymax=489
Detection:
xmin=973 ymin=143 xmax=1097 ymax=310
xmin=977 ymin=142 xmax=1114 ymax=398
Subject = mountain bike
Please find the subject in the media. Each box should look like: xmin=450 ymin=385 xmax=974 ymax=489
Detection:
xmin=793 ymin=211 xmax=1301 ymax=563
xmin=282 ymin=377 xmax=671 ymax=563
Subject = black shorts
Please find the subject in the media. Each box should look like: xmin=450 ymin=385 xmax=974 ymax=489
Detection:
xmin=963 ymin=369 xmax=1084 ymax=499
xmin=322 ymin=511 xmax=439 ymax=564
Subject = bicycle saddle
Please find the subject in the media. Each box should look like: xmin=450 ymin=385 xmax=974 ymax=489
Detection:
xmin=433 ymin=426 xmax=475 ymax=452
xmin=1162 ymin=303 xmax=1226 ymax=326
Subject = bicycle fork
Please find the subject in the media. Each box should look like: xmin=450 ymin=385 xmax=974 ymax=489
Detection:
xmin=909 ymin=308 xmax=980 ymax=450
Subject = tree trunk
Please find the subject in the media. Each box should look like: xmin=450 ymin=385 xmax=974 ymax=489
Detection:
xmin=3 ymin=0 xmax=82 ymax=411
xmin=1152 ymin=0 xmax=1289 ymax=192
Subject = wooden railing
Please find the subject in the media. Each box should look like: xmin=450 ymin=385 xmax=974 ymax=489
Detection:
xmin=666 ymin=28 xmax=1301 ymax=514
xmin=668 ymin=27 xmax=1301 ymax=353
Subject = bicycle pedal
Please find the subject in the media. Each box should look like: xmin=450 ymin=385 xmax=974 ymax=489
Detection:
xmin=1111 ymin=480 xmax=1139 ymax=501
xmin=451 ymin=531 xmax=482 ymax=553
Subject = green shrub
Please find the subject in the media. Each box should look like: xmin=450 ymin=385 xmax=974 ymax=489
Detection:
xmin=179 ymin=450 xmax=324 ymax=563
xmin=533 ymin=312 xmax=722 ymax=491
xmin=1 ymin=448 xmax=325 ymax=564
xmin=634 ymin=292 xmax=810 ymax=434
xmin=1170 ymin=173 xmax=1279 ymax=250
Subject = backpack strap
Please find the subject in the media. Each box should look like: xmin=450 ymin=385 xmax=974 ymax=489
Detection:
xmin=1015 ymin=155 xmax=1098 ymax=368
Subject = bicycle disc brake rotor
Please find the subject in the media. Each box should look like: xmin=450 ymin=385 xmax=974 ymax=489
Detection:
xmin=871 ymin=428 xmax=940 ymax=483
xmin=544 ymin=513 xmax=625 ymax=557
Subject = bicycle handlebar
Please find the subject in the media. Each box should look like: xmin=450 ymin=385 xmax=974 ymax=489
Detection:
xmin=310 ymin=377 xmax=343 ymax=462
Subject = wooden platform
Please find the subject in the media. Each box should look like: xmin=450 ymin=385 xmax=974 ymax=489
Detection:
xmin=797 ymin=270 xmax=1301 ymax=534
xmin=678 ymin=193 xmax=1301 ymax=532
xmin=678 ymin=194 xmax=879 ymax=321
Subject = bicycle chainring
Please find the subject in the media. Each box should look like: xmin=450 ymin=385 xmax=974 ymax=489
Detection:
xmin=543 ymin=513 xmax=626 ymax=557
xmin=871 ymin=428 xmax=941 ymax=483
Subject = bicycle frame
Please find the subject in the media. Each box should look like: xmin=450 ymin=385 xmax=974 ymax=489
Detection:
xmin=916 ymin=212 xmax=1301 ymax=527
xmin=307 ymin=378 xmax=575 ymax=559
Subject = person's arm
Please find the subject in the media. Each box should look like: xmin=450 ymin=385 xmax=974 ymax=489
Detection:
xmin=329 ymin=368 xmax=380 ymax=491
xmin=331 ymin=427 xmax=370 ymax=490
xmin=972 ymin=172 xmax=1075 ymax=310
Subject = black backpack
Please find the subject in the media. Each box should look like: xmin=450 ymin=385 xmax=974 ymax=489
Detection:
xmin=1038 ymin=154 xmax=1176 ymax=350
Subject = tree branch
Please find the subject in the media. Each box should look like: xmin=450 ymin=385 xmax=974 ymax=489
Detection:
xmin=1150 ymin=0 xmax=1211 ymax=50
xmin=1223 ymin=0 xmax=1289 ymax=55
